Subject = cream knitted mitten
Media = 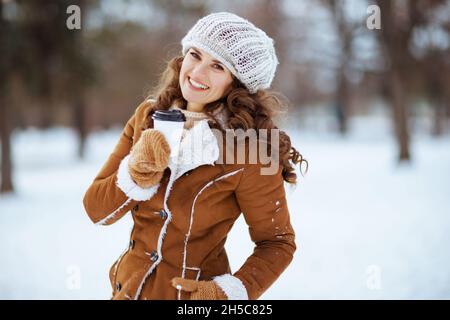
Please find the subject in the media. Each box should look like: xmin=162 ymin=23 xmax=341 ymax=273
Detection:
xmin=128 ymin=129 xmax=171 ymax=188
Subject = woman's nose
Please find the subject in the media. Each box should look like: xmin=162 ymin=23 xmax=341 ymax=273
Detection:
xmin=191 ymin=62 xmax=209 ymax=78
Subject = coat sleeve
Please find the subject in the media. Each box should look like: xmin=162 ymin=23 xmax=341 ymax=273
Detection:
xmin=214 ymin=162 xmax=297 ymax=300
xmin=82 ymin=101 xmax=160 ymax=226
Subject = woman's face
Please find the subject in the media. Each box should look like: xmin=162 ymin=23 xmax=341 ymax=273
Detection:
xmin=179 ymin=47 xmax=233 ymax=109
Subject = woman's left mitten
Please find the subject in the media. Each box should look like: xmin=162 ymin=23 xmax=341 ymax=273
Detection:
xmin=170 ymin=277 xmax=228 ymax=300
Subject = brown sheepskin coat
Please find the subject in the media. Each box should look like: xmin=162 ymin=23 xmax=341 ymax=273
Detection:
xmin=83 ymin=99 xmax=297 ymax=300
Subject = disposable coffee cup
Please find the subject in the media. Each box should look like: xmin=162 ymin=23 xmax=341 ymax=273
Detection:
xmin=152 ymin=109 xmax=186 ymax=161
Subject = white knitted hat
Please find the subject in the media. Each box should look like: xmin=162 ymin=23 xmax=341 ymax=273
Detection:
xmin=181 ymin=12 xmax=279 ymax=94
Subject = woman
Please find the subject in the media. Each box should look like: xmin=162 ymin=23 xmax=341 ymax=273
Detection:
xmin=83 ymin=11 xmax=307 ymax=300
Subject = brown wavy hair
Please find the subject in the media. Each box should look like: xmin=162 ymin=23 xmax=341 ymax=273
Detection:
xmin=143 ymin=55 xmax=308 ymax=184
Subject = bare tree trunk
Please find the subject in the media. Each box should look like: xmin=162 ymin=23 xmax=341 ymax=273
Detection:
xmin=335 ymin=64 xmax=350 ymax=134
xmin=377 ymin=0 xmax=411 ymax=162
xmin=329 ymin=0 xmax=352 ymax=135
xmin=389 ymin=67 xmax=410 ymax=160
xmin=73 ymin=96 xmax=88 ymax=159
xmin=0 ymin=100 xmax=14 ymax=193
xmin=0 ymin=0 xmax=14 ymax=193
xmin=428 ymin=54 xmax=447 ymax=136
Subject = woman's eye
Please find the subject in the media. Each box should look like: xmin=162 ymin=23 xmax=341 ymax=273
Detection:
xmin=190 ymin=52 xmax=200 ymax=59
xmin=190 ymin=52 xmax=223 ymax=71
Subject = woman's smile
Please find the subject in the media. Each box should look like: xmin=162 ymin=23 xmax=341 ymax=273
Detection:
xmin=187 ymin=76 xmax=210 ymax=91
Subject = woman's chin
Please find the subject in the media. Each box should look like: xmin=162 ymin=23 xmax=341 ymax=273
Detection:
xmin=182 ymin=90 xmax=210 ymax=104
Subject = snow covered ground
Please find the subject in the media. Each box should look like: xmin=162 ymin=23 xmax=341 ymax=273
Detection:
xmin=0 ymin=116 xmax=449 ymax=299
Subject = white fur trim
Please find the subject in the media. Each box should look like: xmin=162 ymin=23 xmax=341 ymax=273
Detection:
xmin=213 ymin=274 xmax=248 ymax=300
xmin=215 ymin=168 xmax=244 ymax=182
xmin=116 ymin=154 xmax=160 ymax=201
xmin=133 ymin=167 xmax=175 ymax=300
xmin=95 ymin=197 xmax=133 ymax=226
xmin=172 ymin=119 xmax=220 ymax=180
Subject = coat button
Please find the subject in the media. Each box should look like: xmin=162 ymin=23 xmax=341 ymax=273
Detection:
xmin=149 ymin=250 xmax=158 ymax=262
xmin=115 ymin=282 xmax=121 ymax=291
xmin=159 ymin=209 xmax=168 ymax=220
xmin=129 ymin=239 xmax=135 ymax=250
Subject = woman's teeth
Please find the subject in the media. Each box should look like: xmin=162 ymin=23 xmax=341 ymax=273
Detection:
xmin=189 ymin=77 xmax=209 ymax=90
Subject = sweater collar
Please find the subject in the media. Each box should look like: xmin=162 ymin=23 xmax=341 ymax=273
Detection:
xmin=169 ymin=102 xmax=230 ymax=130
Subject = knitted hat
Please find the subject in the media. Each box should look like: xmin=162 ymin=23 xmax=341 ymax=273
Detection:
xmin=181 ymin=12 xmax=279 ymax=94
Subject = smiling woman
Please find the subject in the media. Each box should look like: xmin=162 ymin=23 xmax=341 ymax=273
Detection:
xmin=83 ymin=11 xmax=308 ymax=301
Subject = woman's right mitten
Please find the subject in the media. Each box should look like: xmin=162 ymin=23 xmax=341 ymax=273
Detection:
xmin=128 ymin=129 xmax=171 ymax=188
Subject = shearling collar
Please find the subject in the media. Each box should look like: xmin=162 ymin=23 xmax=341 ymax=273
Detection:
xmin=169 ymin=119 xmax=220 ymax=181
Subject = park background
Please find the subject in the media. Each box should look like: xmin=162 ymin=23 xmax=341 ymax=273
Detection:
xmin=0 ymin=0 xmax=449 ymax=299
